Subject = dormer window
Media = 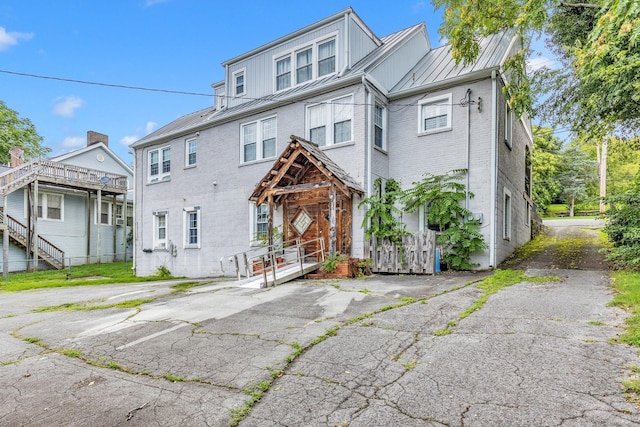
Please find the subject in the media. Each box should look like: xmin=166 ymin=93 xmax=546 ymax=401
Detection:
xmin=233 ymin=69 xmax=245 ymax=97
xmin=274 ymin=34 xmax=337 ymax=92
xmin=318 ymin=39 xmax=335 ymax=77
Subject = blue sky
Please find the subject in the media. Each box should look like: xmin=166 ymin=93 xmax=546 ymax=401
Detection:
xmin=1 ymin=1 xmax=556 ymax=166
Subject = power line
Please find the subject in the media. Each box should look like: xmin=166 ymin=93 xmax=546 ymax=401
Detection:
xmin=0 ymin=69 xmax=213 ymax=97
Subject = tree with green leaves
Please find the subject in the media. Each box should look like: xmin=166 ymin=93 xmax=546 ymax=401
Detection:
xmin=603 ymin=185 xmax=640 ymax=270
xmin=358 ymin=178 xmax=409 ymax=247
xmin=0 ymin=101 xmax=50 ymax=164
xmin=402 ymin=169 xmax=487 ymax=270
xmin=532 ymin=127 xmax=563 ymax=212
xmin=433 ymin=0 xmax=640 ymax=136
xmin=556 ymin=145 xmax=598 ymax=216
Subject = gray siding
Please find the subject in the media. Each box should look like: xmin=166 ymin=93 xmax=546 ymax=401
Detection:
xmin=369 ymin=29 xmax=429 ymax=90
xmin=348 ymin=15 xmax=379 ymax=67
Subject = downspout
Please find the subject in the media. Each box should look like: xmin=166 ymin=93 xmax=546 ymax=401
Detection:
xmin=489 ymin=70 xmax=498 ymax=267
xmin=362 ymin=75 xmax=373 ymax=198
xmin=465 ymin=88 xmax=471 ymax=210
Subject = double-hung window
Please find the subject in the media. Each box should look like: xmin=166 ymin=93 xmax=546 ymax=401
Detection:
xmin=307 ymin=95 xmax=353 ymax=147
xmin=184 ymin=207 xmax=200 ymax=248
xmin=296 ymin=48 xmax=312 ymax=84
xmin=374 ymin=103 xmax=386 ymax=149
xmin=241 ymin=116 xmax=277 ymax=163
xmin=505 ymin=103 xmax=513 ymax=149
xmin=154 ymin=211 xmax=168 ymax=249
xmin=274 ymin=36 xmax=337 ymax=91
xmin=419 ymin=94 xmax=452 ymax=133
xmin=95 ymin=200 xmax=112 ymax=225
xmin=250 ymin=203 xmax=269 ymax=245
xmin=186 ymin=138 xmax=197 ymax=167
xmin=149 ymin=146 xmax=171 ymax=182
xmin=276 ymin=56 xmax=291 ymax=91
xmin=318 ymin=39 xmax=335 ymax=77
xmin=233 ymin=69 xmax=245 ymax=96
xmin=36 ymin=193 xmax=63 ymax=221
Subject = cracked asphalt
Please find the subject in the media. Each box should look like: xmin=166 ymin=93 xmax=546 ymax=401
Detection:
xmin=2 ymin=220 xmax=639 ymax=426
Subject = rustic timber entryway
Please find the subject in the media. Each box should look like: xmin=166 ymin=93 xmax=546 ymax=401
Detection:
xmin=249 ymin=136 xmax=364 ymax=258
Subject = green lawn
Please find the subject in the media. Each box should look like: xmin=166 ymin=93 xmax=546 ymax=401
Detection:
xmin=0 ymin=262 xmax=172 ymax=292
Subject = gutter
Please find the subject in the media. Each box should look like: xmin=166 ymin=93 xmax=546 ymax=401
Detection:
xmin=132 ymin=73 xmax=365 ymax=149
xmin=388 ymin=67 xmax=498 ymax=101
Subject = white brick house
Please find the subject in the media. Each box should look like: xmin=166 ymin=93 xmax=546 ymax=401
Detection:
xmin=130 ymin=7 xmax=533 ymax=277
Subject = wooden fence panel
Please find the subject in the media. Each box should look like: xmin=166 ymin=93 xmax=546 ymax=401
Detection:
xmin=367 ymin=231 xmax=436 ymax=274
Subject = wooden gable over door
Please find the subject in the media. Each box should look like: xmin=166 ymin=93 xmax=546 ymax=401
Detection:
xmin=249 ymin=135 xmax=364 ymax=257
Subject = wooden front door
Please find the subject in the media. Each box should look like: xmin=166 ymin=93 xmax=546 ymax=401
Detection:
xmin=284 ymin=196 xmax=350 ymax=259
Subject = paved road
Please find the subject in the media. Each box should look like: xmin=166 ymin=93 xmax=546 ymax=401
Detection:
xmin=1 ymin=221 xmax=638 ymax=426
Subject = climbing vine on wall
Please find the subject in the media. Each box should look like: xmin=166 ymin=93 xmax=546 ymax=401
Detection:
xmin=361 ymin=170 xmax=487 ymax=270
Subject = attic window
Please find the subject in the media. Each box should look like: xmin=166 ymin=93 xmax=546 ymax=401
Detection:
xmin=292 ymin=209 xmax=312 ymax=235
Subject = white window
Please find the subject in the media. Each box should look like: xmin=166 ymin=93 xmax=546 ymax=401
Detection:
xmin=241 ymin=116 xmax=277 ymax=163
xmin=306 ymin=95 xmax=353 ymax=147
xmin=184 ymin=207 xmax=200 ymax=248
xmin=318 ymin=39 xmax=335 ymax=77
xmin=94 ymin=200 xmax=112 ymax=225
xmin=148 ymin=146 xmax=171 ymax=182
xmin=505 ymin=103 xmax=513 ymax=148
xmin=296 ymin=47 xmax=312 ymax=84
xmin=154 ymin=211 xmax=168 ymax=249
xmin=419 ymin=94 xmax=452 ymax=133
xmin=503 ymin=188 xmax=512 ymax=240
xmin=126 ymin=204 xmax=133 ymax=227
xmin=374 ymin=103 xmax=386 ymax=149
xmin=186 ymin=138 xmax=197 ymax=167
xmin=274 ymin=36 xmax=337 ymax=92
xmin=275 ymin=56 xmax=291 ymax=91
xmin=250 ymin=203 xmax=269 ymax=245
xmin=233 ymin=69 xmax=245 ymax=96
xmin=36 ymin=193 xmax=63 ymax=221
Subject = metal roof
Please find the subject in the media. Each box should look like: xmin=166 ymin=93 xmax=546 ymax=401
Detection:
xmin=391 ymin=30 xmax=515 ymax=93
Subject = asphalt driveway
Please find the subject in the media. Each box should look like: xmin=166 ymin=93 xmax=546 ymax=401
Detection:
xmin=1 ymin=221 xmax=638 ymax=426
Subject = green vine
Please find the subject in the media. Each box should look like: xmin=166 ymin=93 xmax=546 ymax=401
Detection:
xmin=360 ymin=170 xmax=487 ymax=271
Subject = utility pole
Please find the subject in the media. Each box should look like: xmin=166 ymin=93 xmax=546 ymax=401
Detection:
xmin=598 ymin=138 xmax=608 ymax=215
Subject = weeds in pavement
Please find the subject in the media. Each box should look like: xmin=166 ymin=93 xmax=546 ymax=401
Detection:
xmin=32 ymin=298 xmax=155 ymax=312
xmin=609 ymin=272 xmax=640 ymax=346
xmin=433 ymin=327 xmax=453 ymax=336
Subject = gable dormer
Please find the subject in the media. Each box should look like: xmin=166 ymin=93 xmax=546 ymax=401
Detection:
xmin=217 ymin=8 xmax=381 ymax=111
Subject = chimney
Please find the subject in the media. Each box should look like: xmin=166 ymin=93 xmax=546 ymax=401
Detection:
xmin=87 ymin=131 xmax=108 ymax=147
xmin=9 ymin=147 xmax=24 ymax=168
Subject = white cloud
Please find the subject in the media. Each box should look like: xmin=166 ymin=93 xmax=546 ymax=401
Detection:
xmin=527 ymin=56 xmax=559 ymax=72
xmin=61 ymin=136 xmax=85 ymax=149
xmin=0 ymin=27 xmax=34 ymax=52
xmin=120 ymin=135 xmax=139 ymax=146
xmin=145 ymin=121 xmax=157 ymax=134
xmin=52 ymin=96 xmax=84 ymax=118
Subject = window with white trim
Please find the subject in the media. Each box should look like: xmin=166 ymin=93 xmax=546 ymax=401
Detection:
xmin=419 ymin=94 xmax=452 ymax=133
xmin=505 ymin=103 xmax=513 ymax=148
xmin=250 ymin=203 xmax=269 ymax=245
xmin=94 ymin=200 xmax=112 ymax=225
xmin=274 ymin=36 xmax=337 ymax=92
xmin=154 ymin=211 xmax=168 ymax=249
xmin=503 ymin=188 xmax=512 ymax=240
xmin=184 ymin=207 xmax=200 ymax=248
xmin=148 ymin=146 xmax=171 ymax=182
xmin=275 ymin=56 xmax=291 ymax=91
xmin=233 ymin=69 xmax=245 ymax=96
xmin=307 ymin=95 xmax=353 ymax=147
xmin=36 ymin=193 xmax=63 ymax=221
xmin=186 ymin=138 xmax=197 ymax=167
xmin=374 ymin=103 xmax=386 ymax=149
xmin=241 ymin=116 xmax=277 ymax=163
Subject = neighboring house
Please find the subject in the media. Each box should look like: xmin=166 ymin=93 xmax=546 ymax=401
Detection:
xmin=0 ymin=131 xmax=133 ymax=273
xmin=130 ymin=7 xmax=533 ymax=278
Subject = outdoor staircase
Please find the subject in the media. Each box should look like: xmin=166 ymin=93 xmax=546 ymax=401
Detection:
xmin=0 ymin=159 xmax=129 ymax=271
xmin=0 ymin=209 xmax=65 ymax=269
xmin=221 ymin=238 xmax=325 ymax=288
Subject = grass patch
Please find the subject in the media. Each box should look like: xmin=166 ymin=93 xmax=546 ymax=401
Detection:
xmin=402 ymin=360 xmax=418 ymax=370
xmin=163 ymin=373 xmax=185 ymax=382
xmin=588 ymin=320 xmax=606 ymax=326
xmin=59 ymin=349 xmax=83 ymax=358
xmin=609 ymin=271 xmax=640 ymax=346
xmin=32 ymin=298 xmax=155 ymax=312
xmin=0 ymin=261 xmax=176 ymax=292
xmin=230 ymin=381 xmax=272 ymax=426
xmin=169 ymin=281 xmax=206 ymax=293
xmin=433 ymin=327 xmax=453 ymax=336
